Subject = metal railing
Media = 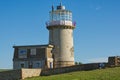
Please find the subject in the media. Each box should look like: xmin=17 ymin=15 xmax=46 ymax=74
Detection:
xmin=46 ymin=21 xmax=76 ymax=27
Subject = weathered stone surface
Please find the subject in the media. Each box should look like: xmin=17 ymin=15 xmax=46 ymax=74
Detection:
xmin=22 ymin=68 xmax=41 ymax=79
xmin=0 ymin=68 xmax=41 ymax=80
xmin=0 ymin=63 xmax=108 ymax=80
xmin=41 ymin=63 xmax=103 ymax=76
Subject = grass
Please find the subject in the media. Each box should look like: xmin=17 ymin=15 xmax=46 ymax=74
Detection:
xmin=0 ymin=69 xmax=11 ymax=72
xmin=24 ymin=67 xmax=120 ymax=80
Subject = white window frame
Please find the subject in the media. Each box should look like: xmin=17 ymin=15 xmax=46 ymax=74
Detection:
xmin=30 ymin=48 xmax=36 ymax=55
xmin=18 ymin=48 xmax=27 ymax=58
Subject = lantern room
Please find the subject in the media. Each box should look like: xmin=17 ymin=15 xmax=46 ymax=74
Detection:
xmin=46 ymin=3 xmax=76 ymax=27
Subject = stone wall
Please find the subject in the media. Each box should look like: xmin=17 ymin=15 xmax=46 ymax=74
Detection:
xmin=0 ymin=69 xmax=21 ymax=80
xmin=0 ymin=68 xmax=41 ymax=80
xmin=0 ymin=63 xmax=108 ymax=80
xmin=41 ymin=63 xmax=106 ymax=76
xmin=21 ymin=68 xmax=41 ymax=79
xmin=108 ymin=56 xmax=120 ymax=66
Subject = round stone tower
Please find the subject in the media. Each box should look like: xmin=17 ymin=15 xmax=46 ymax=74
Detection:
xmin=46 ymin=3 xmax=76 ymax=68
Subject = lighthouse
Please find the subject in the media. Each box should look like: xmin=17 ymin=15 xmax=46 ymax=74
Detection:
xmin=46 ymin=3 xmax=76 ymax=68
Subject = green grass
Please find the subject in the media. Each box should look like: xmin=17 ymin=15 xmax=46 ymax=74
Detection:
xmin=25 ymin=67 xmax=120 ymax=80
xmin=0 ymin=69 xmax=11 ymax=72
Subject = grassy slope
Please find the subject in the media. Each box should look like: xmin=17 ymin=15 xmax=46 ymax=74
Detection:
xmin=0 ymin=69 xmax=11 ymax=72
xmin=25 ymin=67 xmax=120 ymax=80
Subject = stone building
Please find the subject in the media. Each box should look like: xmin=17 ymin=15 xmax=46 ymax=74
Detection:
xmin=13 ymin=45 xmax=53 ymax=69
xmin=13 ymin=3 xmax=76 ymax=69
xmin=108 ymin=56 xmax=120 ymax=66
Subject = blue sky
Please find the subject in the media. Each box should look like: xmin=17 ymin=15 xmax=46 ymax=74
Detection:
xmin=0 ymin=0 xmax=120 ymax=69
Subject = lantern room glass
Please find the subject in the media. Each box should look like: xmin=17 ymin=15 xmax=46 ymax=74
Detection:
xmin=50 ymin=10 xmax=72 ymax=21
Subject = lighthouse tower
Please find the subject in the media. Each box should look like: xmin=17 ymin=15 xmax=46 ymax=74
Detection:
xmin=46 ymin=3 xmax=76 ymax=68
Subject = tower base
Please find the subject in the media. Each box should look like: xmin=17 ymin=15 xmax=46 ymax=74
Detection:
xmin=54 ymin=61 xmax=75 ymax=68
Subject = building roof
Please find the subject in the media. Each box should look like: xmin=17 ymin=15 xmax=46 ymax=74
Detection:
xmin=13 ymin=44 xmax=53 ymax=48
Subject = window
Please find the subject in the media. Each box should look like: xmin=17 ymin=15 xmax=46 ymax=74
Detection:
xmin=36 ymin=63 xmax=40 ymax=67
xmin=30 ymin=49 xmax=36 ymax=55
xmin=18 ymin=49 xmax=27 ymax=58
xmin=21 ymin=63 xmax=24 ymax=68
